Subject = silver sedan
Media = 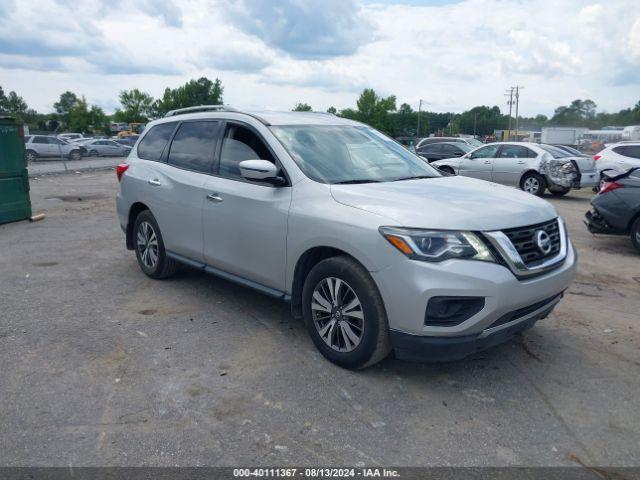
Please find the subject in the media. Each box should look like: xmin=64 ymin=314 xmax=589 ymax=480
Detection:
xmin=84 ymin=139 xmax=132 ymax=157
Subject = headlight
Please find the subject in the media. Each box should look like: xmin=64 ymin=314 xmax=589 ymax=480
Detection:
xmin=379 ymin=226 xmax=495 ymax=262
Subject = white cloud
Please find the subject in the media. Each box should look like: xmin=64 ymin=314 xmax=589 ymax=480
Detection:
xmin=0 ymin=0 xmax=638 ymax=116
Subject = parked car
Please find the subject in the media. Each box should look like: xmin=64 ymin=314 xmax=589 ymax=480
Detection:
xmin=432 ymin=142 xmax=599 ymax=196
xmin=594 ymin=142 xmax=640 ymax=180
xmin=554 ymin=145 xmax=589 ymax=157
xmin=416 ymin=136 xmax=483 ymax=149
xmin=416 ymin=141 xmax=474 ymax=162
xmin=58 ymin=133 xmax=84 ymax=142
xmin=585 ymin=168 xmax=640 ymax=253
xmin=24 ymin=135 xmax=82 ymax=161
xmin=116 ymin=107 xmax=576 ymax=368
xmin=115 ymin=135 xmax=140 ymax=148
xmin=84 ymin=139 xmax=132 ymax=157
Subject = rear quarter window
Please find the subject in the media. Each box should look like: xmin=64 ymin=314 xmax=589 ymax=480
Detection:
xmin=137 ymin=123 xmax=177 ymax=161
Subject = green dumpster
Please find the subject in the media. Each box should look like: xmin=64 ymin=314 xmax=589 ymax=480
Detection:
xmin=0 ymin=116 xmax=32 ymax=224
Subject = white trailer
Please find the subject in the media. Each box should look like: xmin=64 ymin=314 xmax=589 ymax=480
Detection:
xmin=541 ymin=127 xmax=588 ymax=146
xmin=622 ymin=125 xmax=640 ymax=141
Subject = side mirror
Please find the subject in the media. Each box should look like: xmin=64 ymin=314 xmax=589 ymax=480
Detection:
xmin=239 ymin=159 xmax=286 ymax=185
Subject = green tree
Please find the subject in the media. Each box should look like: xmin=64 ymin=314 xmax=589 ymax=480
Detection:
xmin=292 ymin=103 xmax=312 ymax=111
xmin=68 ymin=97 xmax=108 ymax=133
xmin=340 ymin=88 xmax=397 ymax=134
xmin=550 ymin=99 xmax=598 ymax=127
xmin=153 ymin=77 xmax=223 ymax=116
xmin=327 ymin=106 xmax=337 ymax=114
xmin=0 ymin=90 xmax=29 ymax=121
xmin=53 ymin=91 xmax=80 ymax=129
xmin=0 ymin=86 xmax=7 ymax=112
xmin=114 ymin=89 xmax=154 ymax=123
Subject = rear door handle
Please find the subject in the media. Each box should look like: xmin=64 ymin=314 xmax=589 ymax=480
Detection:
xmin=148 ymin=179 xmax=161 ymax=186
xmin=484 ymin=160 xmax=491 ymax=164
xmin=517 ymin=160 xmax=526 ymax=164
xmin=206 ymin=193 xmax=223 ymax=203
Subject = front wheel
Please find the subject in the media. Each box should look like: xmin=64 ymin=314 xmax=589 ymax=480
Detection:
xmin=521 ymin=172 xmax=546 ymax=196
xmin=89 ymin=150 xmax=99 ymax=157
xmin=133 ymin=210 xmax=178 ymax=279
xmin=302 ymin=256 xmax=391 ymax=369
xmin=69 ymin=150 xmax=81 ymax=161
xmin=26 ymin=150 xmax=38 ymax=162
xmin=631 ymin=217 xmax=640 ymax=253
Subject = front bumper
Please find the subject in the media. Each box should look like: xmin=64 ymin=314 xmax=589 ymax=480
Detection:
xmin=391 ymin=293 xmax=561 ymax=362
xmin=371 ymin=239 xmax=577 ymax=361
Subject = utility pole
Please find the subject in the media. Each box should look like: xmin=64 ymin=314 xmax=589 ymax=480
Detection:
xmin=504 ymin=87 xmax=514 ymax=141
xmin=514 ymin=86 xmax=524 ymax=141
xmin=473 ymin=112 xmax=477 ymax=137
xmin=417 ymin=99 xmax=423 ymax=139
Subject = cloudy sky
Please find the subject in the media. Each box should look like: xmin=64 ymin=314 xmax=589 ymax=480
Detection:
xmin=1 ymin=0 xmax=639 ymax=116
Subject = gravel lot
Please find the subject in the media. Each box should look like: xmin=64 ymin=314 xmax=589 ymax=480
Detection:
xmin=1 ymin=170 xmax=639 ymax=467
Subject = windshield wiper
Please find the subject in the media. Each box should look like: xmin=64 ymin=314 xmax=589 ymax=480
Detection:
xmin=392 ymin=175 xmax=433 ymax=182
xmin=333 ymin=179 xmax=382 ymax=184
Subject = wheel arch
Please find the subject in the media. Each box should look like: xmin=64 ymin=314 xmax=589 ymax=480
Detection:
xmin=126 ymin=202 xmax=151 ymax=250
xmin=290 ymin=246 xmax=369 ymax=320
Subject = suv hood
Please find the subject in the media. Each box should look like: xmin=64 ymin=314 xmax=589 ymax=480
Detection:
xmin=330 ymin=176 xmax=557 ymax=231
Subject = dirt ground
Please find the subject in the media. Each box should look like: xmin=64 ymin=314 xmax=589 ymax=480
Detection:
xmin=0 ymin=170 xmax=638 ymax=467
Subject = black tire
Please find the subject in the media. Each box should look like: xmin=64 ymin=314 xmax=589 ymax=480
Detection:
xmin=69 ymin=149 xmax=81 ymax=161
xmin=631 ymin=217 xmax=640 ymax=253
xmin=549 ymin=187 xmax=570 ymax=197
xmin=89 ymin=150 xmax=99 ymax=157
xmin=302 ymin=255 xmax=391 ymax=369
xmin=133 ymin=210 xmax=178 ymax=279
xmin=26 ymin=150 xmax=38 ymax=162
xmin=438 ymin=166 xmax=455 ymax=175
xmin=521 ymin=172 xmax=546 ymax=196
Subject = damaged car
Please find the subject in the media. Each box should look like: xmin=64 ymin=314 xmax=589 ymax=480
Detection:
xmin=585 ymin=167 xmax=640 ymax=253
xmin=432 ymin=142 xmax=599 ymax=196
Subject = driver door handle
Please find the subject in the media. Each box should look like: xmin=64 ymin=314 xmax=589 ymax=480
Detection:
xmin=206 ymin=193 xmax=223 ymax=203
xmin=148 ymin=179 xmax=161 ymax=186
xmin=483 ymin=160 xmax=491 ymax=164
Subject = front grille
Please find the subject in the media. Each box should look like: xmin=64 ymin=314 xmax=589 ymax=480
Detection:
xmin=502 ymin=219 xmax=561 ymax=267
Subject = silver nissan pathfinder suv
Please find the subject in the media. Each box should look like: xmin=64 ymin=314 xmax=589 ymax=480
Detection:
xmin=116 ymin=106 xmax=577 ymax=368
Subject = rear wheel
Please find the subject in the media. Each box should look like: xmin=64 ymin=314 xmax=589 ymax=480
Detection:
xmin=26 ymin=150 xmax=38 ymax=162
xmin=133 ymin=210 xmax=178 ymax=279
xmin=521 ymin=172 xmax=546 ymax=196
xmin=302 ymin=256 xmax=391 ymax=369
xmin=69 ymin=149 xmax=81 ymax=161
xmin=631 ymin=217 xmax=640 ymax=253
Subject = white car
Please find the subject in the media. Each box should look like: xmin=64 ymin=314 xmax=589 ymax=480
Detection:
xmin=594 ymin=142 xmax=640 ymax=178
xmin=432 ymin=142 xmax=599 ymax=196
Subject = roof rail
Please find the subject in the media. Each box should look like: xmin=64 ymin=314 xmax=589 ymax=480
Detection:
xmin=164 ymin=105 xmax=238 ymax=117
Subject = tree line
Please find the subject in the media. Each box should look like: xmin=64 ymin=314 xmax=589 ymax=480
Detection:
xmin=1 ymin=79 xmax=639 ymax=138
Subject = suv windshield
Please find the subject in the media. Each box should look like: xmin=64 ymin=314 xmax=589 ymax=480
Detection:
xmin=271 ymin=125 xmax=440 ymax=184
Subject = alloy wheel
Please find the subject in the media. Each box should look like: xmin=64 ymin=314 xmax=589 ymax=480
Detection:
xmin=311 ymin=277 xmax=364 ymax=352
xmin=523 ymin=177 xmax=540 ymax=194
xmin=137 ymin=221 xmax=158 ymax=269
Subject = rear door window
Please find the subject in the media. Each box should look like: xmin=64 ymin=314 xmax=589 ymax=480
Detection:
xmin=614 ymin=146 xmax=640 ymax=159
xmin=167 ymin=121 xmax=220 ymax=173
xmin=498 ymin=145 xmax=533 ymax=158
xmin=137 ymin=122 xmax=177 ymax=161
xmin=33 ymin=136 xmax=48 ymax=144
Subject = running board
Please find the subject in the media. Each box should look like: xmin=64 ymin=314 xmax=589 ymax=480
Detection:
xmin=166 ymin=251 xmax=289 ymax=301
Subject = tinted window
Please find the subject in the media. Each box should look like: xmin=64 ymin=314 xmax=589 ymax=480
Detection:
xmin=539 ymin=145 xmax=570 ymax=158
xmin=48 ymin=137 xmax=63 ymax=145
xmin=421 ymin=143 xmax=442 ymax=153
xmin=470 ymin=144 xmax=500 ymax=158
xmin=33 ymin=136 xmax=48 ymax=144
xmin=138 ymin=122 xmax=177 ymax=161
xmin=24 ymin=135 xmax=33 ymax=143
xmin=220 ymin=124 xmax=276 ymax=179
xmin=441 ymin=144 xmax=462 ymax=154
xmin=498 ymin=145 xmax=534 ymax=158
xmin=167 ymin=121 xmax=219 ymax=173
xmin=614 ymin=145 xmax=640 ymax=159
